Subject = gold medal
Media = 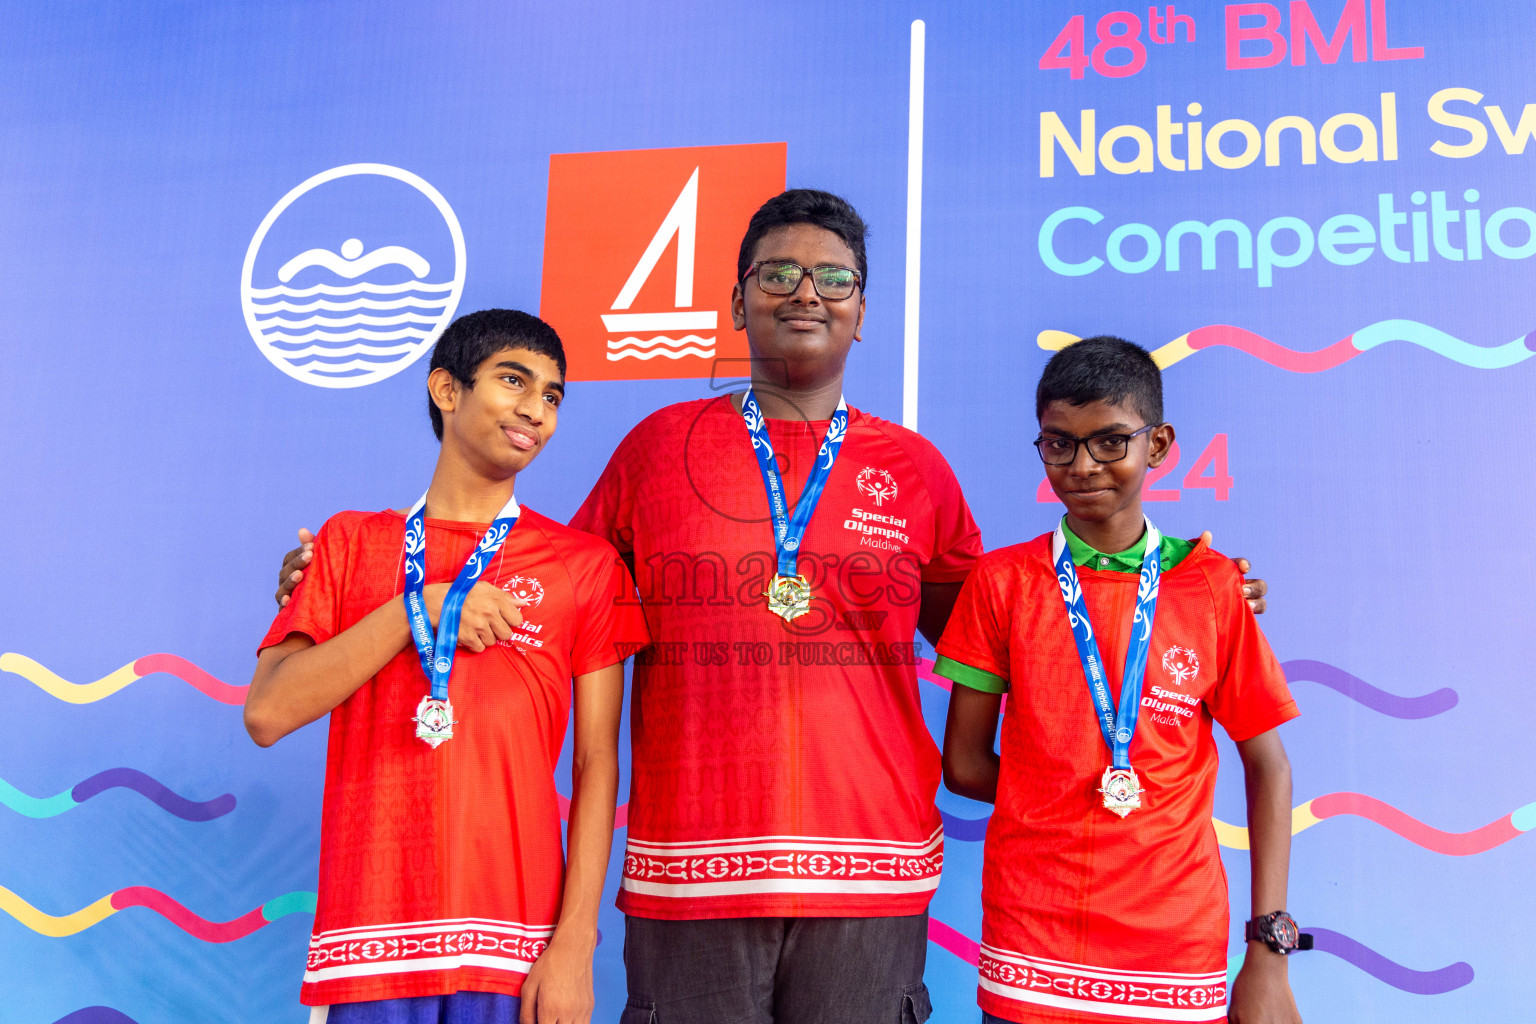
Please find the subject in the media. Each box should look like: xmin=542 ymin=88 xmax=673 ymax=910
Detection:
xmin=764 ymin=573 xmax=813 ymax=622
xmin=740 ymin=388 xmax=848 ymax=627
xmin=1098 ymin=766 xmax=1143 ymax=818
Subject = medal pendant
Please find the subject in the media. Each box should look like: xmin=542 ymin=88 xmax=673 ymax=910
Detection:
xmin=1099 ymin=766 xmax=1143 ymax=818
xmin=764 ymin=574 xmax=813 ymax=622
xmin=414 ymin=696 xmax=457 ymax=748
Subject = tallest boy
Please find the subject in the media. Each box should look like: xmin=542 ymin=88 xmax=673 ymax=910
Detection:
xmin=278 ymin=189 xmax=1267 ymax=1024
xmin=574 ymin=191 xmax=977 ymax=1023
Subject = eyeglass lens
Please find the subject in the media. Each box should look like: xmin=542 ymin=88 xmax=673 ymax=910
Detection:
xmin=757 ymin=262 xmax=859 ymax=300
xmin=1035 ymin=435 xmax=1133 ymax=465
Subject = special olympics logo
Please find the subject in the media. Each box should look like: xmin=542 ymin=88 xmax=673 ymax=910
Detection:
xmin=501 ymin=575 xmax=545 ymax=608
xmin=1162 ymin=645 xmax=1200 ymax=686
xmin=856 ymin=467 xmax=898 ymax=506
xmin=241 ymin=163 xmax=466 ymax=389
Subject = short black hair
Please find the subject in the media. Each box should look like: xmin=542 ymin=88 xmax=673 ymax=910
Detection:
xmin=736 ymin=189 xmax=869 ymax=287
xmin=1035 ymin=336 xmax=1163 ymax=425
xmin=427 ymin=309 xmax=566 ymax=440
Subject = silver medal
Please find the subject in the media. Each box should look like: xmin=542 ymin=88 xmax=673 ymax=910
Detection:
xmin=1099 ymin=766 xmax=1144 ymax=818
xmin=414 ymin=695 xmax=457 ymax=748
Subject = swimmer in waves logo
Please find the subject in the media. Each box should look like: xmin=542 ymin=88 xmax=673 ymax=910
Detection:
xmin=856 ymin=467 xmax=898 ymax=506
xmin=240 ymin=163 xmax=466 ymax=389
xmin=1162 ymin=645 xmax=1200 ymax=686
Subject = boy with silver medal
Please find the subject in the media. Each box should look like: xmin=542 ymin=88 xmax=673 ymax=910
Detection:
xmin=936 ymin=337 xmax=1305 ymax=1024
xmin=247 ymin=311 xmax=647 ymax=1023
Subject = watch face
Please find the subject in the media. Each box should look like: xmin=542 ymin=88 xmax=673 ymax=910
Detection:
xmin=1272 ymin=914 xmax=1300 ymax=950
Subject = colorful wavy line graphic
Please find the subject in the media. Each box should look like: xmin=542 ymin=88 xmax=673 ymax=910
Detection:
xmin=927 ymin=916 xmax=980 ymax=965
xmin=939 ymin=809 xmax=989 ymax=843
xmin=930 ymin=918 xmax=1472 ymax=996
xmin=941 ymin=793 xmax=1535 ymax=855
xmin=1226 ymin=930 xmax=1474 ymax=995
xmin=556 ymin=793 xmax=629 ymax=830
xmin=1215 ymin=792 xmax=1536 ymax=855
xmin=1039 ymin=321 xmax=1536 ymax=372
xmin=924 ymin=658 xmax=1509 ymax=853
xmin=51 ymin=1010 xmax=142 ymax=1024
xmin=1282 ymin=660 xmax=1457 ymax=719
xmin=0 ymin=884 xmax=315 ymax=941
xmin=0 ymin=768 xmax=235 ymax=821
xmin=1 ymin=652 xmax=247 ymax=705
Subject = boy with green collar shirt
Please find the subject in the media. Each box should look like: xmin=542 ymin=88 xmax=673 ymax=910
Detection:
xmin=936 ymin=336 xmax=1304 ymax=1024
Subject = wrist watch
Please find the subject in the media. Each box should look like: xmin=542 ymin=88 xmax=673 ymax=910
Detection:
xmin=1244 ymin=911 xmax=1313 ymax=955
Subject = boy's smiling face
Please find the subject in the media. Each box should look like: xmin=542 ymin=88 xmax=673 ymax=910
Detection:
xmin=1039 ymin=398 xmax=1175 ymax=538
xmin=432 ymin=346 xmax=564 ymax=479
xmin=730 ymin=223 xmax=865 ymax=386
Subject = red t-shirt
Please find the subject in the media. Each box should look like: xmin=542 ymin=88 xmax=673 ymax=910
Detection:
xmin=259 ymin=506 xmax=648 ymax=1006
xmin=570 ymin=397 xmax=982 ymax=919
xmin=935 ymin=534 xmax=1298 ymax=1024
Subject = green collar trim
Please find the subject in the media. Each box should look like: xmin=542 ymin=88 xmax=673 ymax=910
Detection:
xmin=1061 ymin=520 xmax=1195 ymax=573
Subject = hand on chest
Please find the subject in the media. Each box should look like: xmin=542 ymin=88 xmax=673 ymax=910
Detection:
xmin=414 ymin=534 xmax=564 ymax=658
xmin=479 ymin=562 xmax=557 ymax=654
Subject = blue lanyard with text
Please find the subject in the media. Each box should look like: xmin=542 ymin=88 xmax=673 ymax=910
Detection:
xmin=401 ymin=492 xmax=520 ymax=700
xmin=740 ymin=387 xmax=849 ymax=578
xmin=1051 ymin=517 xmax=1162 ymax=771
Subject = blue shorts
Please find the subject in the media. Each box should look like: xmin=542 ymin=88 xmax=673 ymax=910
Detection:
xmin=317 ymin=992 xmax=522 ymax=1024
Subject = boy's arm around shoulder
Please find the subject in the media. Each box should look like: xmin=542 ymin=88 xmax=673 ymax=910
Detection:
xmin=1197 ymin=531 xmax=1268 ymax=615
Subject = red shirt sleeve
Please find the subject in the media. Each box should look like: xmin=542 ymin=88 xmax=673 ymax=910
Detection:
xmin=892 ymin=428 xmax=982 ymax=584
xmin=924 ymin=465 xmax=982 ymax=583
xmin=1202 ymin=557 xmax=1299 ymax=742
xmin=258 ymin=513 xmax=353 ymax=652
xmin=569 ymin=545 xmax=651 ymax=676
xmin=568 ymin=427 xmax=641 ymax=556
xmin=934 ymin=551 xmax=1014 ymax=683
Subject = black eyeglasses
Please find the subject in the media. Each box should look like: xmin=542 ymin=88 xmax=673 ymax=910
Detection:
xmin=742 ymin=261 xmax=863 ymax=301
xmin=1033 ymin=424 xmax=1159 ymax=466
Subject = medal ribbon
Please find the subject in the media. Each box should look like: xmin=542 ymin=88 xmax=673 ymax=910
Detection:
xmin=1051 ymin=516 xmax=1162 ymax=771
xmin=740 ymin=387 xmax=849 ymax=578
xmin=402 ymin=492 xmax=520 ymax=700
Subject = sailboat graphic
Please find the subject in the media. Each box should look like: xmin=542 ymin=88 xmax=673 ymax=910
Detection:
xmin=602 ymin=168 xmax=717 ymax=362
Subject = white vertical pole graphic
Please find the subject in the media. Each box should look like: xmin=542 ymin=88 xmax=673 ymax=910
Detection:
xmin=903 ymin=20 xmax=925 ymax=431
